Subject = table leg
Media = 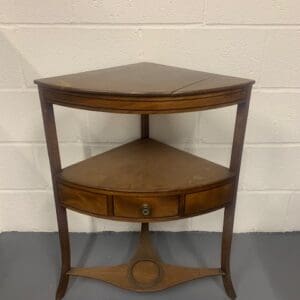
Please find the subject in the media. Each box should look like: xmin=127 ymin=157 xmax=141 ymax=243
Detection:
xmin=55 ymin=205 xmax=71 ymax=300
xmin=221 ymin=202 xmax=237 ymax=299
xmin=38 ymin=92 xmax=71 ymax=299
xmin=221 ymin=92 xmax=251 ymax=299
xmin=141 ymin=114 xmax=149 ymax=139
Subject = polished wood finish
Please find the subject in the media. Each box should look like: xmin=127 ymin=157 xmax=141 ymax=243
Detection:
xmin=38 ymin=92 xmax=70 ymax=300
xmin=58 ymin=179 xmax=235 ymax=223
xmin=34 ymin=62 xmax=254 ymax=96
xmin=185 ymin=183 xmax=233 ymax=216
xmin=114 ymin=195 xmax=179 ymax=219
xmin=68 ymin=223 xmax=224 ymax=292
xmin=40 ymin=85 xmax=248 ymax=114
xmin=57 ymin=138 xmax=234 ymax=195
xmin=58 ymin=184 xmax=108 ymax=217
xmin=56 ymin=138 xmax=235 ymax=223
xmin=36 ymin=62 xmax=254 ymax=299
xmin=34 ymin=62 xmax=253 ymax=114
xmin=221 ymin=87 xmax=252 ymax=299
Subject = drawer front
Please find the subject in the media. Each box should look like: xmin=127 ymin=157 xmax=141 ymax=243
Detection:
xmin=185 ymin=183 xmax=233 ymax=215
xmin=58 ymin=184 xmax=108 ymax=216
xmin=114 ymin=196 xmax=179 ymax=219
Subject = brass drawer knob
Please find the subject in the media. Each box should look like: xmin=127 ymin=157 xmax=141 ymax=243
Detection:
xmin=141 ymin=203 xmax=151 ymax=216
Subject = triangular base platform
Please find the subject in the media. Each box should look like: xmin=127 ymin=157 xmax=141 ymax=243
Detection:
xmin=68 ymin=264 xmax=223 ymax=292
xmin=67 ymin=223 xmax=224 ymax=292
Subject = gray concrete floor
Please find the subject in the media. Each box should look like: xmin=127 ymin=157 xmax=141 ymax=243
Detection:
xmin=0 ymin=231 xmax=299 ymax=300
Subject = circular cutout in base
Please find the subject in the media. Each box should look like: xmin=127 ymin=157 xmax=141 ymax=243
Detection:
xmin=130 ymin=260 xmax=161 ymax=287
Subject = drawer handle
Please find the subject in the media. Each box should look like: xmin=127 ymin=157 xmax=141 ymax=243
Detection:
xmin=141 ymin=203 xmax=151 ymax=216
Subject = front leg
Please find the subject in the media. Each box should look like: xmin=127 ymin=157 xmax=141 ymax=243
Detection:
xmin=55 ymin=205 xmax=71 ymax=300
xmin=221 ymin=202 xmax=237 ymax=299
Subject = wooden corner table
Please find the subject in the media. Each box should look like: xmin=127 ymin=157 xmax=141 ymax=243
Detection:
xmin=35 ymin=62 xmax=254 ymax=299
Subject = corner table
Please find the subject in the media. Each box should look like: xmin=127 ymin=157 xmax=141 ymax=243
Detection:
xmin=35 ymin=62 xmax=254 ymax=299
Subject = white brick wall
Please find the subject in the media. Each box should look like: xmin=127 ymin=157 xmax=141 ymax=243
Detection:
xmin=72 ymin=0 xmax=205 ymax=24
xmin=207 ymin=0 xmax=300 ymax=25
xmin=0 ymin=1 xmax=299 ymax=232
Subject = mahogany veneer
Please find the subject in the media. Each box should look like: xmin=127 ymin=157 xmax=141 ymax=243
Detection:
xmin=57 ymin=138 xmax=234 ymax=222
xmin=35 ymin=62 xmax=254 ymax=299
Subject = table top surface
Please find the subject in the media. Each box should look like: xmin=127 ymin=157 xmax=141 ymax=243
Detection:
xmin=58 ymin=138 xmax=234 ymax=195
xmin=34 ymin=62 xmax=254 ymax=97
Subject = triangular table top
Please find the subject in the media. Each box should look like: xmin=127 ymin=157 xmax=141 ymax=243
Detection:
xmin=34 ymin=62 xmax=254 ymax=97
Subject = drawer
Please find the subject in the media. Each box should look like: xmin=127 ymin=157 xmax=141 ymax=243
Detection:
xmin=58 ymin=184 xmax=108 ymax=217
xmin=114 ymin=195 xmax=179 ymax=219
xmin=185 ymin=183 xmax=233 ymax=215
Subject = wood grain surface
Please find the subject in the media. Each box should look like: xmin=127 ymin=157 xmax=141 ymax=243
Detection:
xmin=34 ymin=62 xmax=254 ymax=97
xmin=36 ymin=62 xmax=253 ymax=299
xmin=58 ymin=138 xmax=234 ymax=194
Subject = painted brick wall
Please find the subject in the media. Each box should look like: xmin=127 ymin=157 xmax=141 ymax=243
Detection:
xmin=0 ymin=1 xmax=299 ymax=232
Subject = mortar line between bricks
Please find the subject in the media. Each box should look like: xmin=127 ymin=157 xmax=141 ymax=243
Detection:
xmin=191 ymin=143 xmax=300 ymax=147
xmin=1 ymin=23 xmax=300 ymax=29
xmin=198 ymin=143 xmax=300 ymax=147
xmin=1 ymin=23 xmax=207 ymax=28
xmin=206 ymin=23 xmax=300 ymax=28
xmin=1 ymin=142 xmax=300 ymax=147
xmin=0 ymin=88 xmax=37 ymax=92
xmin=0 ymin=141 xmax=122 ymax=146
xmin=0 ymin=189 xmax=51 ymax=193
xmin=242 ymin=191 xmax=300 ymax=194
xmin=252 ymin=87 xmax=300 ymax=92
xmin=203 ymin=0 xmax=208 ymax=25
